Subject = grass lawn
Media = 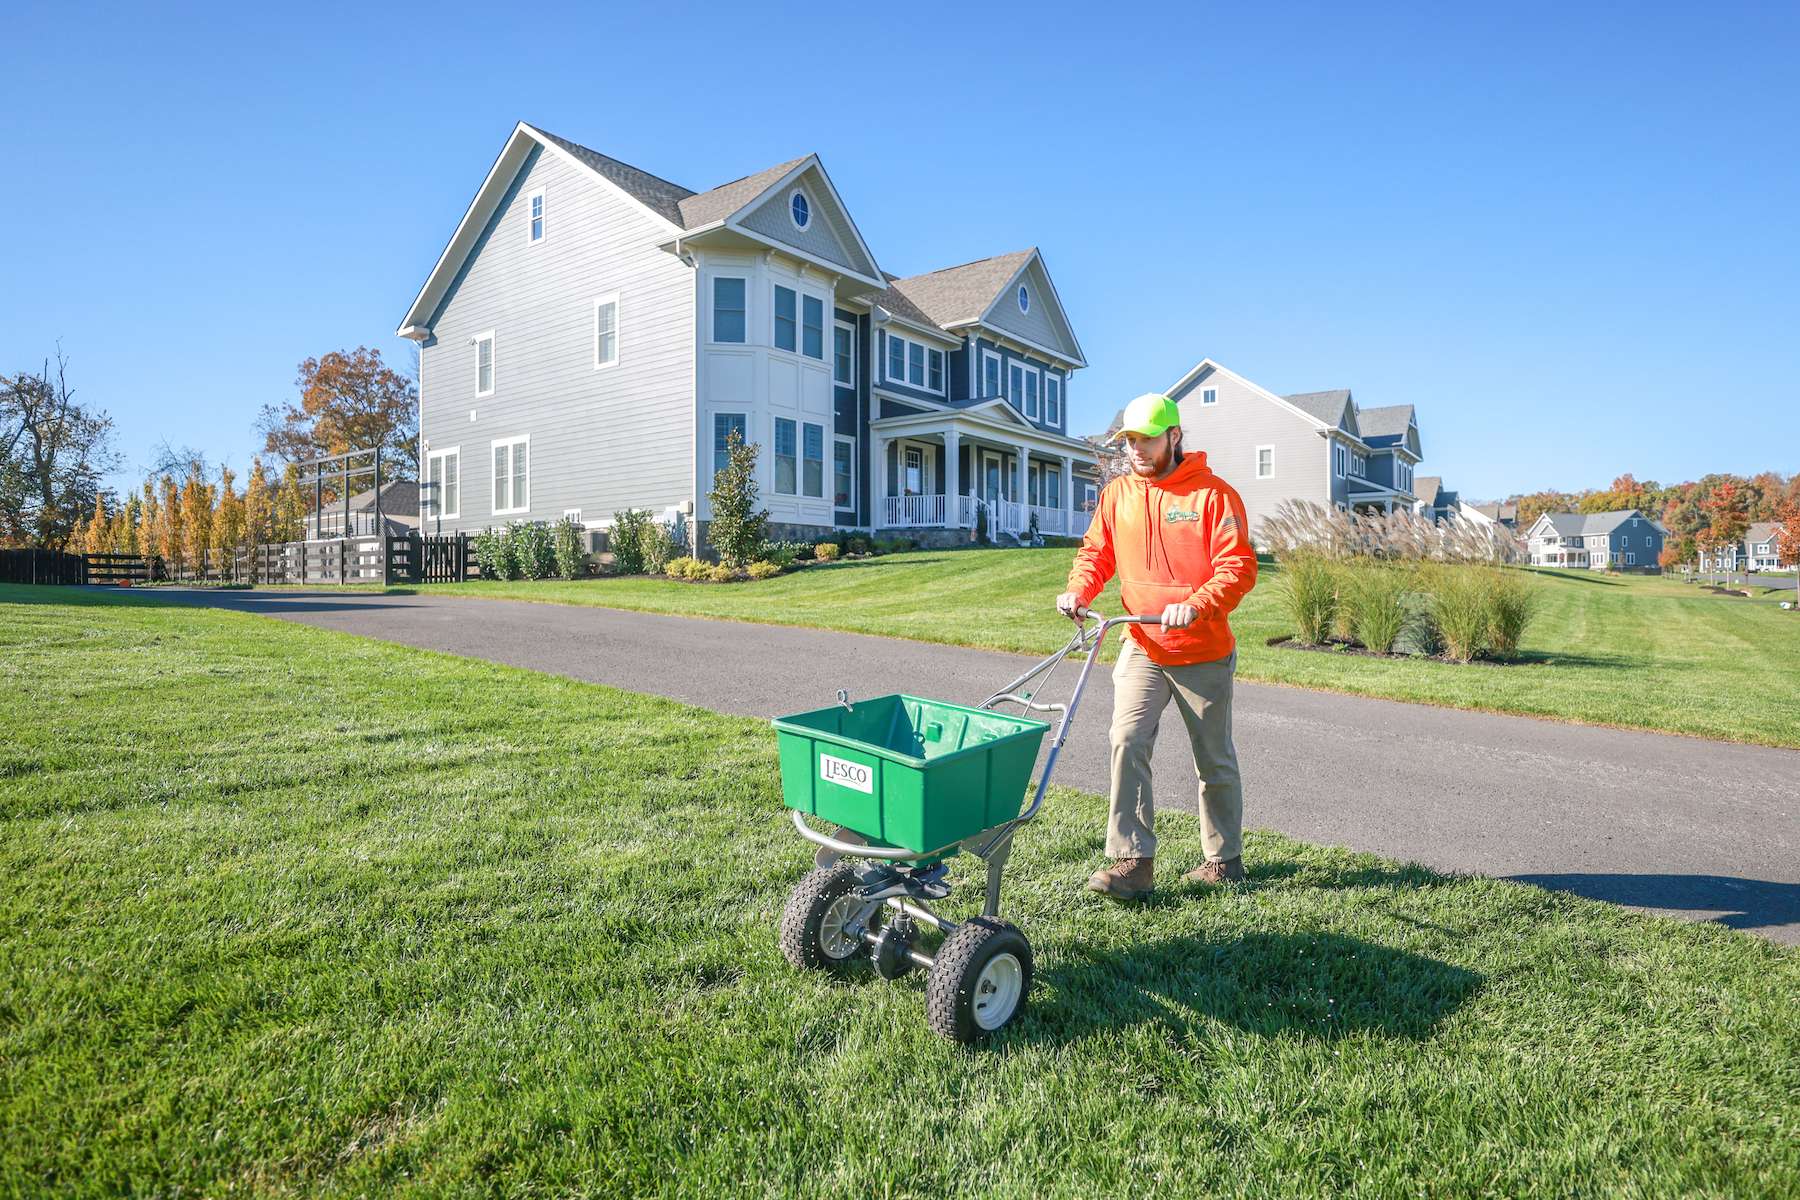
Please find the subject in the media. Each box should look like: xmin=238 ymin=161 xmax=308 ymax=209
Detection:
xmin=424 ymin=550 xmax=1800 ymax=748
xmin=3 ymin=586 xmax=1796 ymax=1197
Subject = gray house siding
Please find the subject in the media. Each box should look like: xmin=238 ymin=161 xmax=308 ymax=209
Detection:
xmin=737 ymin=179 xmax=858 ymax=273
xmin=420 ymin=144 xmax=695 ymax=535
xmin=980 ymin=258 xmax=1079 ymax=362
xmin=1170 ymin=365 xmax=1330 ymax=543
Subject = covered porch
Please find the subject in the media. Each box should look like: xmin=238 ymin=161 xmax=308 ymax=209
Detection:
xmin=1346 ymin=477 xmax=1413 ymax=515
xmin=870 ymin=403 xmax=1098 ymax=539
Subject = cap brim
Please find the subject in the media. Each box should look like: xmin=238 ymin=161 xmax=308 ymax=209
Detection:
xmin=1107 ymin=423 xmax=1172 ymax=443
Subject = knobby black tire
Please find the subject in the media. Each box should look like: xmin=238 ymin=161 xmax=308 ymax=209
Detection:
xmin=925 ymin=917 xmax=1033 ymax=1042
xmin=779 ymin=864 xmax=861 ymax=971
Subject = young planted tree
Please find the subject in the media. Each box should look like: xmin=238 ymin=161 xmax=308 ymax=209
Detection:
xmin=706 ymin=428 xmax=767 ymax=568
xmin=179 ymin=469 xmax=213 ymax=578
xmin=1702 ymin=481 xmax=1749 ymax=584
xmin=1776 ymin=502 xmax=1800 ymax=596
xmin=82 ymin=495 xmax=109 ymax=556
xmin=242 ymin=459 xmax=273 ymax=549
xmin=156 ymin=476 xmax=182 ymax=573
xmin=212 ymin=466 xmax=244 ymax=577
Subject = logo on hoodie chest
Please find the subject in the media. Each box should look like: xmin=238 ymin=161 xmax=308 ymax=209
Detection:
xmin=1164 ymin=508 xmax=1201 ymax=523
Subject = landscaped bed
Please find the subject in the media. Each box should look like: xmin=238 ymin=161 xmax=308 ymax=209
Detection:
xmin=2 ymin=586 xmax=1796 ymax=1196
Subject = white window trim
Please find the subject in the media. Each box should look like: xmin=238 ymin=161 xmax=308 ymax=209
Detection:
xmin=789 ymin=188 xmax=811 ymax=231
xmin=772 ymin=284 xmax=798 ymax=354
xmin=710 ymin=275 xmax=748 ymax=345
xmin=802 ymin=293 xmax=827 ymax=362
xmin=885 ymin=331 xmax=947 ymax=396
xmin=1017 ymin=284 xmax=1030 ymax=314
xmin=1045 ymin=374 xmax=1062 ymax=426
xmin=833 ymin=318 xmax=857 ymax=386
xmin=1007 ymin=360 xmax=1041 ymax=412
xmin=1255 ymin=444 xmax=1275 ymax=479
xmin=833 ymin=434 xmax=856 ymax=509
xmin=1333 ymin=442 xmax=1345 ymax=478
xmin=593 ymin=293 xmax=620 ymax=369
xmin=1201 ymin=387 xmax=1218 ymax=406
xmin=711 ymin=411 xmax=748 ymax=481
xmin=981 ymin=349 xmax=1004 ymax=399
xmin=526 ymin=188 xmax=545 ymax=244
xmin=426 ymin=446 xmax=461 ymax=521
xmin=800 ymin=420 xmax=827 ymax=500
xmin=491 ymin=434 xmax=530 ymax=516
xmin=773 ymin=416 xmax=799 ymax=496
xmin=474 ymin=330 xmax=496 ymax=398
xmin=1023 ymin=366 xmax=1041 ymax=420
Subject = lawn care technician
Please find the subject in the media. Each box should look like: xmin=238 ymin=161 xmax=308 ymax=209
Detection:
xmin=1056 ymin=393 xmax=1258 ymax=900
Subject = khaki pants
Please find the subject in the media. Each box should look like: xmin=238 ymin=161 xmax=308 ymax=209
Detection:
xmin=1106 ymin=639 xmax=1243 ymax=862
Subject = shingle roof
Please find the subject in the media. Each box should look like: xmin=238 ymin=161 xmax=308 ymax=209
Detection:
xmin=1283 ymin=389 xmax=1354 ymax=429
xmin=676 ymin=155 xmax=813 ymax=229
xmin=1472 ymin=501 xmax=1518 ymax=522
xmin=1413 ymin=475 xmax=1444 ymax=506
xmin=1746 ymin=521 xmax=1780 ymax=546
xmin=880 ymin=250 xmax=1036 ymax=329
xmin=534 ymin=128 xmax=695 ymax=227
xmin=1536 ymin=509 xmax=1653 ymax=537
xmin=866 ymin=273 xmax=949 ymax=334
xmin=1355 ymin=404 xmax=1414 ymax=443
xmin=346 ymin=480 xmax=419 ymax=516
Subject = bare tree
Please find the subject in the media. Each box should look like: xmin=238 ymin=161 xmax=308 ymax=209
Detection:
xmin=0 ymin=350 xmax=120 ymax=548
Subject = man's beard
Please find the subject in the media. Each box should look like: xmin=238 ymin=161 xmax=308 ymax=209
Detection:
xmin=1130 ymin=443 xmax=1181 ymax=477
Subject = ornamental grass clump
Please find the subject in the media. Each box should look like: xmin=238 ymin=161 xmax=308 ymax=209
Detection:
xmin=1342 ymin=561 xmax=1413 ymax=654
xmin=1428 ymin=565 xmax=1492 ymax=663
xmin=1485 ymin=568 xmax=1541 ymax=658
xmin=1279 ymin=552 xmax=1339 ymax=645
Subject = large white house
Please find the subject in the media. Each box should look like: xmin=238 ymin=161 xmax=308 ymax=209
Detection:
xmin=397 ymin=123 xmax=1100 ymax=549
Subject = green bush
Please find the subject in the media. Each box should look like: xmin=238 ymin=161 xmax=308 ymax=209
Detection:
xmin=663 ymin=556 xmax=701 ymax=579
xmin=638 ymin=520 xmax=676 ymax=575
xmin=553 ymin=519 xmax=586 ymax=580
xmin=845 ymin=534 xmax=872 ymax=556
xmin=1429 ymin=565 xmax=1492 ymax=663
xmin=1342 ymin=561 xmax=1412 ymax=654
xmin=759 ymin=539 xmax=807 ymax=568
xmin=708 ymin=563 xmax=738 ymax=583
xmin=508 ymin=522 xmax=556 ymax=581
xmin=874 ymin=537 xmax=915 ymax=555
xmin=814 ymin=542 xmax=841 ymax=562
xmin=1279 ymin=553 xmax=1338 ymax=645
xmin=610 ymin=508 xmax=651 ymax=575
xmin=1486 ymin=568 xmax=1540 ymax=658
xmin=708 ymin=429 xmax=768 ymax=568
xmin=473 ymin=527 xmax=519 ymax=581
xmin=745 ymin=560 xmax=781 ymax=580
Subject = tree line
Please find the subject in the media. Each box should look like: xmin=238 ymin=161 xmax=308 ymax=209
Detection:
xmin=1506 ymin=472 xmax=1800 ymax=570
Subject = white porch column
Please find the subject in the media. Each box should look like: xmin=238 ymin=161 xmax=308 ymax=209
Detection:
xmin=871 ymin=434 xmax=887 ymax=529
xmin=944 ymin=428 xmax=961 ymax=529
xmin=1060 ymin=455 xmax=1074 ymax=532
xmin=1017 ymin=442 xmax=1030 ymax=518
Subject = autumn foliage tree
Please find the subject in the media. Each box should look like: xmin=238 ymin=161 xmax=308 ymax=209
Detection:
xmin=256 ymin=346 xmax=418 ymax=479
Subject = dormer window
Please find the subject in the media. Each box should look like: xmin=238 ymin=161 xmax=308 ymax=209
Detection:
xmin=1017 ymin=285 xmax=1030 ymax=314
xmin=790 ymin=190 xmax=810 ymax=230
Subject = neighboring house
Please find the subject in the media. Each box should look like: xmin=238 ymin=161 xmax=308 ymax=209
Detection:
xmin=1700 ymin=521 xmax=1791 ymax=573
xmin=396 ymin=122 xmax=1098 ymax=549
xmin=312 ymin=481 xmax=420 ymax=538
xmin=1526 ymin=509 xmax=1666 ymax=571
xmin=1148 ymin=359 xmax=1426 ymax=545
xmin=1412 ymin=476 xmax=1462 ymax=524
xmin=1464 ymin=500 xmax=1518 ymax=529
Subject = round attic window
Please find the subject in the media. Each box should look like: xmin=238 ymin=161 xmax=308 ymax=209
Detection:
xmin=790 ymin=190 xmax=811 ymax=230
xmin=1017 ymin=285 xmax=1030 ymax=314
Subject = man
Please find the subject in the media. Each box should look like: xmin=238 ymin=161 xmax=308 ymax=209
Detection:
xmin=1055 ymin=393 xmax=1257 ymax=900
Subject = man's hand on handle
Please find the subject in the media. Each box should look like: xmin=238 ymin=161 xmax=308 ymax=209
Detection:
xmin=1058 ymin=593 xmax=1196 ymax=630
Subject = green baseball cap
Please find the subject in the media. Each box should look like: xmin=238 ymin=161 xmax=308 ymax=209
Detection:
xmin=1109 ymin=393 xmax=1182 ymax=442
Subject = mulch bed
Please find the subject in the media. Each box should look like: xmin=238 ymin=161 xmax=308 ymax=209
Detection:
xmin=1265 ymin=634 xmax=1518 ymax=667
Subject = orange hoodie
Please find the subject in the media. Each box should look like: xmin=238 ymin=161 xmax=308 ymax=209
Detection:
xmin=1065 ymin=450 xmax=1257 ymax=666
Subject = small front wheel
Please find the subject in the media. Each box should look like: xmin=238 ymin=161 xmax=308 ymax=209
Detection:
xmin=779 ymin=865 xmax=864 ymax=971
xmin=925 ymin=917 xmax=1033 ymax=1041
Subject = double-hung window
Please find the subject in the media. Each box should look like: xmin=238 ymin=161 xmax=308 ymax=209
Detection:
xmin=926 ymin=348 xmax=944 ymax=392
xmin=802 ymin=296 xmax=825 ymax=360
xmin=713 ymin=277 xmax=746 ymax=343
xmin=492 ymin=436 xmax=529 ymax=515
xmin=833 ymin=437 xmax=854 ymax=507
xmin=1007 ymin=363 xmax=1024 ymax=407
xmin=773 ymin=286 xmax=798 ymax=352
xmin=1257 ymin=445 xmax=1275 ymax=479
xmin=774 ymin=418 xmax=798 ymax=495
xmin=475 ymin=331 xmax=495 ymax=397
xmin=886 ymin=333 xmax=905 ymax=381
xmin=593 ymin=294 xmax=619 ymax=368
xmin=1201 ymin=388 xmax=1217 ymax=406
xmin=1045 ymin=376 xmax=1061 ymax=425
xmin=1024 ymin=371 xmax=1040 ymax=419
xmin=425 ymin=447 xmax=460 ymax=520
xmin=527 ymin=189 xmax=544 ymax=243
xmin=713 ymin=413 xmax=746 ymax=481
xmin=833 ymin=321 xmax=855 ymax=385
xmin=802 ymin=422 xmax=825 ymax=498
xmin=906 ymin=341 xmax=924 ymax=388
xmin=982 ymin=350 xmax=1002 ymax=399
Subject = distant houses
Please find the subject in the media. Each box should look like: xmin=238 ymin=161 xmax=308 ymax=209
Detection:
xmin=1525 ymin=509 xmax=1666 ymax=571
xmin=1698 ymin=521 xmax=1792 ymax=574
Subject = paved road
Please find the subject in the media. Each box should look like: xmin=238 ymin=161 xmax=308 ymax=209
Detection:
xmin=156 ymin=588 xmax=1799 ymax=944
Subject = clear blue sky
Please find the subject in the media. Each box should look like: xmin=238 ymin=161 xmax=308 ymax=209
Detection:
xmin=4 ymin=1 xmax=1795 ymax=501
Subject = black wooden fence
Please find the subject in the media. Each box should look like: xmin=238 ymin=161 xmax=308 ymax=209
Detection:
xmin=2 ymin=533 xmax=474 ymax=588
xmin=0 ymin=549 xmax=88 ymax=585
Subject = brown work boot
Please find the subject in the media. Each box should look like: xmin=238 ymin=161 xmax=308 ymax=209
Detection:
xmin=1183 ymin=856 xmax=1246 ymax=886
xmin=1086 ymin=857 xmax=1154 ymax=900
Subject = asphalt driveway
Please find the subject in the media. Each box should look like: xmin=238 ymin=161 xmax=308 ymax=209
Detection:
xmin=154 ymin=587 xmax=1799 ymax=944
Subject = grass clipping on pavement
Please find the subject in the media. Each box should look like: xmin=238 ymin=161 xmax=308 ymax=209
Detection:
xmin=1 ymin=588 xmax=1795 ymax=1198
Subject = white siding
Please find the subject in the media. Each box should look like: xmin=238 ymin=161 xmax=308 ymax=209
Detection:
xmin=419 ymin=144 xmax=695 ymax=533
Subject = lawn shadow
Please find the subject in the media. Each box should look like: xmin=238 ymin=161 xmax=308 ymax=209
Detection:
xmin=42 ymin=586 xmax=420 ymax=618
xmin=1506 ymin=872 xmax=1800 ymax=935
xmin=1027 ymin=930 xmax=1482 ymax=1044
xmin=1523 ymin=567 xmax=1622 ymax=586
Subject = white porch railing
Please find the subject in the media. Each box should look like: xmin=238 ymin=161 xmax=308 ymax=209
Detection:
xmin=881 ymin=493 xmax=947 ymax=528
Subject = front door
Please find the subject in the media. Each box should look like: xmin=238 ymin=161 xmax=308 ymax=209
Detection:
xmin=981 ymin=451 xmax=1003 ymax=503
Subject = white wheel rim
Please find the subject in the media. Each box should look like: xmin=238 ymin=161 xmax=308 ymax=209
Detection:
xmin=971 ymin=952 xmax=1023 ymax=1030
xmin=818 ymin=894 xmax=860 ymax=960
